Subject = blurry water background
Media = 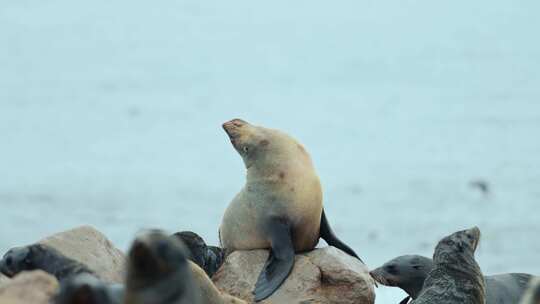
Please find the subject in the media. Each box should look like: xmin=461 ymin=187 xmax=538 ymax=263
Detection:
xmin=1 ymin=0 xmax=539 ymax=302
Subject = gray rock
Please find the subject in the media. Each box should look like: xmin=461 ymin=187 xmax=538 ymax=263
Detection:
xmin=0 ymin=270 xmax=59 ymax=304
xmin=39 ymin=225 xmax=125 ymax=283
xmin=213 ymin=247 xmax=375 ymax=304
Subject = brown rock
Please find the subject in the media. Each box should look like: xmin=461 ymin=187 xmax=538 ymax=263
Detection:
xmin=213 ymin=247 xmax=376 ymax=304
xmin=39 ymin=225 xmax=126 ymax=283
xmin=0 ymin=273 xmax=10 ymax=286
xmin=0 ymin=270 xmax=58 ymax=304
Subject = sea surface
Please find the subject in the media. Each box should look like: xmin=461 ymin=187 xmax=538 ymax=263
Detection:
xmin=1 ymin=1 xmax=539 ymax=302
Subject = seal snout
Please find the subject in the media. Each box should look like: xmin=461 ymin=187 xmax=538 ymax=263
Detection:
xmin=369 ymin=269 xmax=390 ymax=286
xmin=129 ymin=238 xmax=160 ymax=274
xmin=467 ymin=226 xmax=481 ymax=251
xmin=222 ymin=118 xmax=249 ymax=142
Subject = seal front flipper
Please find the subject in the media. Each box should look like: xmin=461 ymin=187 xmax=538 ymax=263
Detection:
xmin=319 ymin=208 xmax=363 ymax=263
xmin=399 ymin=296 xmax=411 ymax=304
xmin=253 ymin=217 xmax=295 ymax=302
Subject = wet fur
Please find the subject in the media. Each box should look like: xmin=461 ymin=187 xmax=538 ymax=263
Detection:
xmin=0 ymin=244 xmax=94 ymax=281
xmin=124 ymin=230 xmax=245 ymax=304
xmin=371 ymin=255 xmax=532 ymax=304
xmin=411 ymin=228 xmax=486 ymax=304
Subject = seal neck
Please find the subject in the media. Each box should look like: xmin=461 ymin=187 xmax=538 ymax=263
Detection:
xmin=129 ymin=267 xmax=193 ymax=304
xmin=401 ymin=278 xmax=426 ymax=299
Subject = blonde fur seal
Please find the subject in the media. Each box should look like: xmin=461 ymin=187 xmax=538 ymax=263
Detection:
xmin=220 ymin=119 xmax=361 ymax=301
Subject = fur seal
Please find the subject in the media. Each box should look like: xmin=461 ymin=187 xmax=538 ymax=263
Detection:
xmin=410 ymin=227 xmax=486 ymax=304
xmin=125 ymin=229 xmax=245 ymax=304
xmin=520 ymin=277 xmax=540 ymax=304
xmin=173 ymin=231 xmax=225 ymax=278
xmin=220 ymin=118 xmax=362 ymax=301
xmin=0 ymin=244 xmax=93 ymax=281
xmin=370 ymin=255 xmax=533 ymax=304
xmin=54 ymin=273 xmax=123 ymax=304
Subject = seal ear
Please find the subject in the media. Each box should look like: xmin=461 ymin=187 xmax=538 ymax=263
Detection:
xmin=253 ymin=217 xmax=295 ymax=301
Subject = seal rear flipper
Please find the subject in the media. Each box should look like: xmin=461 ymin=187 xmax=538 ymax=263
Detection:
xmin=319 ymin=208 xmax=363 ymax=263
xmin=253 ymin=218 xmax=295 ymax=302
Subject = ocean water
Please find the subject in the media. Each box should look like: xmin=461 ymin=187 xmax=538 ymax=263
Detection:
xmin=1 ymin=1 xmax=539 ymax=302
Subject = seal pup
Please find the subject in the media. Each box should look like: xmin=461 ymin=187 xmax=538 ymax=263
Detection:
xmin=54 ymin=273 xmax=123 ymax=304
xmin=220 ymin=118 xmax=361 ymax=301
xmin=124 ymin=229 xmax=245 ymax=304
xmin=0 ymin=244 xmax=93 ymax=281
xmin=410 ymin=227 xmax=486 ymax=304
xmin=173 ymin=231 xmax=225 ymax=278
xmin=371 ymin=255 xmax=533 ymax=304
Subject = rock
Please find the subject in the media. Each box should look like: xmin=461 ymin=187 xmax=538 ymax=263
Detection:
xmin=39 ymin=225 xmax=126 ymax=283
xmin=0 ymin=270 xmax=59 ymax=304
xmin=213 ymin=247 xmax=376 ymax=304
xmin=0 ymin=273 xmax=10 ymax=286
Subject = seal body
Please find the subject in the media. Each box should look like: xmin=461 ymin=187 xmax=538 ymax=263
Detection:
xmin=173 ymin=231 xmax=225 ymax=278
xmin=0 ymin=244 xmax=93 ymax=281
xmin=124 ymin=229 xmax=200 ymax=304
xmin=220 ymin=119 xmax=322 ymax=252
xmin=371 ymin=255 xmax=533 ymax=304
xmin=219 ymin=119 xmax=361 ymax=301
xmin=411 ymin=227 xmax=486 ymax=304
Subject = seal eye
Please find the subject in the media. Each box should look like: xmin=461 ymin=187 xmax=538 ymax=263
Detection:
xmin=385 ymin=264 xmax=398 ymax=274
xmin=446 ymin=240 xmax=455 ymax=247
xmin=243 ymin=146 xmax=249 ymax=153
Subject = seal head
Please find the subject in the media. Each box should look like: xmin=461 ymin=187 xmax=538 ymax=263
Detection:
xmin=433 ymin=226 xmax=480 ymax=266
xmin=125 ymin=229 xmax=200 ymax=304
xmin=0 ymin=246 xmax=31 ymax=277
xmin=370 ymin=255 xmax=433 ymax=299
xmin=172 ymin=231 xmax=224 ymax=278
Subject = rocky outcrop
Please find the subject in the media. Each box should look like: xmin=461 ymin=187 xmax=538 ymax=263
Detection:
xmin=213 ymin=247 xmax=376 ymax=304
xmin=0 ymin=270 xmax=58 ymax=304
xmin=39 ymin=225 xmax=126 ymax=283
xmin=0 ymin=273 xmax=10 ymax=286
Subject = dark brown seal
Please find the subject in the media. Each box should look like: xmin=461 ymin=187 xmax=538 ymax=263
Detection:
xmin=124 ymin=229 xmax=245 ymax=304
xmin=410 ymin=227 xmax=486 ymax=304
xmin=54 ymin=273 xmax=123 ymax=304
xmin=0 ymin=244 xmax=93 ymax=281
xmin=370 ymin=255 xmax=532 ymax=304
